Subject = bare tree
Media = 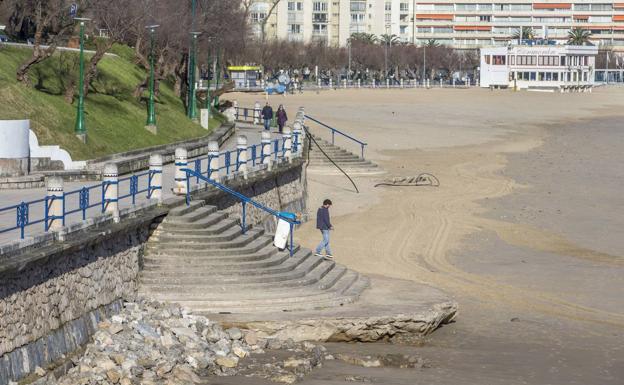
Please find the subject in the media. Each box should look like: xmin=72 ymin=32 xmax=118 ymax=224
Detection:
xmin=11 ymin=0 xmax=87 ymax=86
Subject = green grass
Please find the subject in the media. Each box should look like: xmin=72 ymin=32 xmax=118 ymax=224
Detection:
xmin=0 ymin=44 xmax=223 ymax=160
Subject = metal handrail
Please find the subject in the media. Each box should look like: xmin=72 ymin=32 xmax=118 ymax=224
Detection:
xmin=0 ymin=170 xmax=158 ymax=240
xmin=304 ymin=114 xmax=368 ymax=159
xmin=181 ymin=168 xmax=300 ymax=256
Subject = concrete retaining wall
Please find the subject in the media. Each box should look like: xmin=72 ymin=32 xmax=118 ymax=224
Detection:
xmin=0 ymin=158 xmax=306 ymax=385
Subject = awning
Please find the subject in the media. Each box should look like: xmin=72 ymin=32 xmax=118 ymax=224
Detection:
xmin=415 ymin=14 xmax=454 ymax=20
xmin=533 ymin=3 xmax=572 ymax=9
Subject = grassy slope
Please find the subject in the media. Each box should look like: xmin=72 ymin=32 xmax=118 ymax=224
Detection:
xmin=0 ymin=44 xmax=222 ymax=160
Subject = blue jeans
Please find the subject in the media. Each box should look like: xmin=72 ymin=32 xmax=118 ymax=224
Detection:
xmin=315 ymin=230 xmax=332 ymax=255
xmin=264 ymin=119 xmax=271 ymax=131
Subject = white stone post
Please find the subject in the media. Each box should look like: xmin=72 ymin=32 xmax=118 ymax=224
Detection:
xmin=283 ymin=126 xmax=292 ymax=162
xmin=208 ymin=141 xmax=220 ymax=180
xmin=386 ymin=79 xmax=390 ymax=88
xmin=317 ymin=78 xmax=321 ymax=89
xmin=253 ymin=101 xmax=261 ymax=124
xmin=173 ymin=147 xmax=188 ymax=195
xmin=343 ymin=79 xmax=347 ymax=88
xmin=237 ymin=135 xmax=248 ymax=178
xmin=400 ymin=79 xmax=404 ymax=88
xmin=293 ymin=121 xmax=303 ymax=156
xmin=200 ymin=108 xmax=209 ymax=129
xmin=357 ymin=79 xmax=361 ymax=88
xmin=149 ymin=154 xmax=163 ymax=204
xmin=261 ymin=131 xmax=272 ymax=170
xmin=46 ymin=176 xmax=64 ymax=231
xmin=103 ymin=163 xmax=120 ymax=222
xmin=329 ymin=78 xmax=333 ymax=89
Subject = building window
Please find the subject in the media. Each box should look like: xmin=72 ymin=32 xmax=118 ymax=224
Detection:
xmin=385 ymin=2 xmax=391 ymax=11
xmin=313 ymin=1 xmax=327 ymax=12
xmin=492 ymin=55 xmax=506 ymax=65
xmin=289 ymin=24 xmax=301 ymax=34
xmin=479 ymin=15 xmax=491 ymax=22
xmin=485 ymin=55 xmax=491 ymax=64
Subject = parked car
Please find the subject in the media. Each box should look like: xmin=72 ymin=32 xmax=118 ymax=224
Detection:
xmin=0 ymin=35 xmax=9 ymax=43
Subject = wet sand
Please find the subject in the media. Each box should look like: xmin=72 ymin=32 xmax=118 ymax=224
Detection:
xmin=225 ymin=88 xmax=624 ymax=384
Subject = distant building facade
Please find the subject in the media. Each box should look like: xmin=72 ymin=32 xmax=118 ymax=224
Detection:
xmin=480 ymin=43 xmax=599 ymax=89
xmin=246 ymin=1 xmax=624 ymax=50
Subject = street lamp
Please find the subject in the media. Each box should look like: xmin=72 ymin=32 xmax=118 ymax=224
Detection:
xmin=145 ymin=24 xmax=160 ymax=134
xmin=74 ymin=17 xmax=90 ymax=143
xmin=213 ymin=47 xmax=222 ymax=108
xmin=187 ymin=31 xmax=202 ymax=121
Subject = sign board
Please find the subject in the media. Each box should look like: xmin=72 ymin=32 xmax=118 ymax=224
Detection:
xmin=70 ymin=3 xmax=78 ymax=18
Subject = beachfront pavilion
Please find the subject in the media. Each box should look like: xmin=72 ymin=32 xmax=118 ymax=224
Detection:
xmin=480 ymin=43 xmax=599 ymax=90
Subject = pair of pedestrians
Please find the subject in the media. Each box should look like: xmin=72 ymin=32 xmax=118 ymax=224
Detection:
xmin=261 ymin=103 xmax=288 ymax=133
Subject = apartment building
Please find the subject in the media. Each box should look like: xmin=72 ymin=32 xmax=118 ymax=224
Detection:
xmin=247 ymin=1 xmax=624 ymax=50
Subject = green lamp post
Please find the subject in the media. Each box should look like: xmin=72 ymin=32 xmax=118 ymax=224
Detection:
xmin=145 ymin=24 xmax=160 ymax=134
xmin=213 ymin=48 xmax=221 ymax=108
xmin=74 ymin=17 xmax=90 ymax=143
xmin=187 ymin=31 xmax=201 ymax=121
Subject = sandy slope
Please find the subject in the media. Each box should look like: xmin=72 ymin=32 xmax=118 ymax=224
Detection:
xmin=226 ymin=88 xmax=624 ymax=383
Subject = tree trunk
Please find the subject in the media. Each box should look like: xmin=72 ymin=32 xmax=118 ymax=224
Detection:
xmin=64 ymin=79 xmax=76 ymax=104
xmin=16 ymin=31 xmax=58 ymax=86
xmin=84 ymin=40 xmax=114 ymax=96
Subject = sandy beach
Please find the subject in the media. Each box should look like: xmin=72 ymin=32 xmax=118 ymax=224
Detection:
xmin=225 ymin=87 xmax=624 ymax=384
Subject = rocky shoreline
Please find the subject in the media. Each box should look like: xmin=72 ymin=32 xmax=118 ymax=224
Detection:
xmin=24 ymin=299 xmax=329 ymax=385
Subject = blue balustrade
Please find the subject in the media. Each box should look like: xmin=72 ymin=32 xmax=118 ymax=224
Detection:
xmin=182 ymin=168 xmax=300 ymax=256
xmin=305 ymin=114 xmax=368 ymax=159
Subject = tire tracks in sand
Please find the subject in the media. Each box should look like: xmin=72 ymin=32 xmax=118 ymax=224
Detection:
xmin=333 ymin=138 xmax=624 ymax=329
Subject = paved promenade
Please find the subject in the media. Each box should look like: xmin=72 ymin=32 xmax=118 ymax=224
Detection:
xmin=0 ymin=125 xmax=283 ymax=246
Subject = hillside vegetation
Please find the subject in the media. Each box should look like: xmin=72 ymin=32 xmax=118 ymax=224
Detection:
xmin=0 ymin=44 xmax=222 ymax=160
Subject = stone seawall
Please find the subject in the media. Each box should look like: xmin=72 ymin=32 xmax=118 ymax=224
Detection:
xmin=0 ymin=158 xmax=306 ymax=384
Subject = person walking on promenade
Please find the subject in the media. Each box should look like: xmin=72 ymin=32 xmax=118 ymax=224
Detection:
xmin=315 ymin=199 xmax=334 ymax=260
xmin=276 ymin=104 xmax=288 ymax=133
xmin=261 ymin=102 xmax=273 ymax=131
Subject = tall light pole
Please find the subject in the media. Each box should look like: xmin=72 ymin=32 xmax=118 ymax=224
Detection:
xmin=347 ymin=39 xmax=352 ymax=84
xmin=187 ymin=0 xmax=198 ymax=120
xmin=187 ymin=31 xmax=201 ymax=121
xmin=412 ymin=0 xmax=416 ymax=45
xmin=74 ymin=17 xmax=90 ymax=143
xmin=145 ymin=24 xmax=159 ymax=133
xmin=213 ymin=47 xmax=221 ymax=108
xmin=204 ymin=36 xmax=215 ymax=110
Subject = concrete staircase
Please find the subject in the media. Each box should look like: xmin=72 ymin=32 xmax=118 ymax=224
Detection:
xmin=139 ymin=200 xmax=370 ymax=314
xmin=307 ymin=135 xmax=382 ymax=174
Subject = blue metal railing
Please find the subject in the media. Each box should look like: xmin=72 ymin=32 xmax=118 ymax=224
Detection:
xmin=189 ymin=138 xmax=286 ymax=181
xmin=181 ymin=168 xmax=300 ymax=256
xmin=0 ymin=170 xmax=162 ymax=240
xmin=234 ymin=106 xmax=278 ymax=128
xmin=304 ymin=115 xmax=368 ymax=159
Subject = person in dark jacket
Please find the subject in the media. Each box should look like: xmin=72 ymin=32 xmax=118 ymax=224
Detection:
xmin=315 ymin=199 xmax=333 ymax=260
xmin=261 ymin=102 xmax=273 ymax=131
xmin=276 ymin=104 xmax=288 ymax=133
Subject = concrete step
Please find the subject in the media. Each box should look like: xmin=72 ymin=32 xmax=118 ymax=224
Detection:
xmin=156 ymin=217 xmax=238 ymax=235
xmin=140 ymin=252 xmax=332 ymax=288
xmin=168 ymin=200 xmax=205 ymax=217
xmin=309 ymin=157 xmax=371 ymax=164
xmin=142 ymin=248 xmax=316 ymax=284
xmin=158 ymin=212 xmax=230 ymax=230
xmin=143 ymin=242 xmax=281 ymax=264
xmin=191 ymin=292 xmax=362 ymax=314
xmin=164 ymin=205 xmax=218 ymax=223
xmin=149 ymin=228 xmax=264 ymax=251
xmin=151 ymin=222 xmax=243 ymax=243
xmin=140 ymin=265 xmax=351 ymax=302
xmin=142 ymin=246 xmax=302 ymax=274
xmin=144 ymin=231 xmax=270 ymax=256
